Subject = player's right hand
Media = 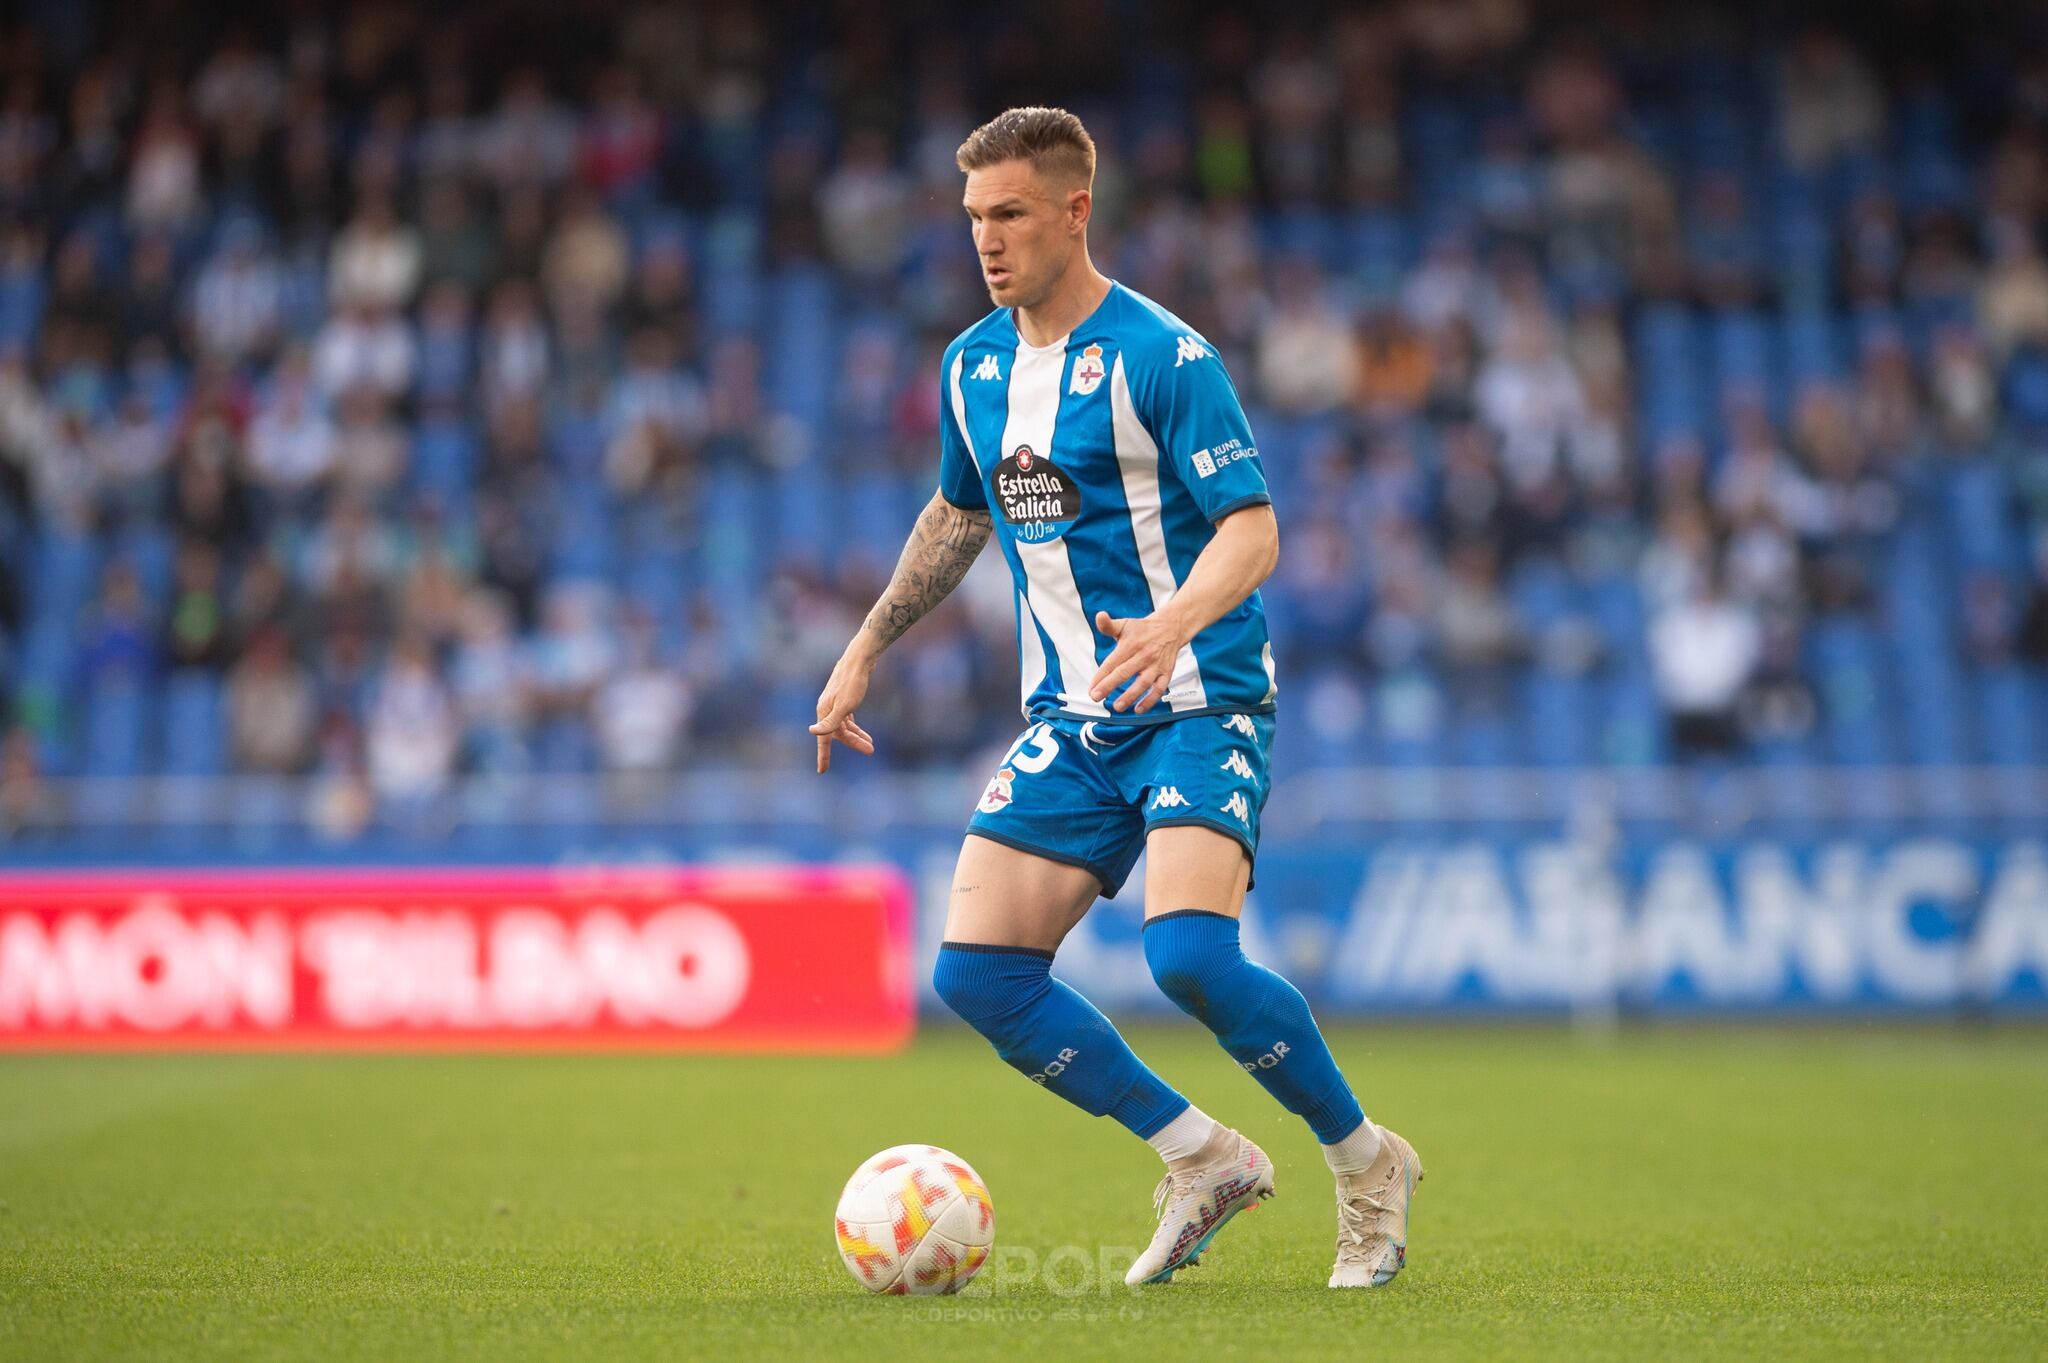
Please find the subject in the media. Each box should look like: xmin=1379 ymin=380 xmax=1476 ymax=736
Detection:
xmin=810 ymin=654 xmax=877 ymax=773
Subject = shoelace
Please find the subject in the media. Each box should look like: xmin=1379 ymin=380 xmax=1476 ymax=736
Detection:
xmin=1149 ymin=1173 xmax=1176 ymax=1223
xmin=1335 ymin=1182 xmax=1394 ymax=1252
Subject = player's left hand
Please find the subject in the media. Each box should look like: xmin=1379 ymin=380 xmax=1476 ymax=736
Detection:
xmin=810 ymin=652 xmax=878 ymax=773
xmin=1088 ymin=610 xmax=1185 ymax=714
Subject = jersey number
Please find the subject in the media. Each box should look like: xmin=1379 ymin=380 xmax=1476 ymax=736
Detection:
xmin=1001 ymin=723 xmax=1061 ymax=774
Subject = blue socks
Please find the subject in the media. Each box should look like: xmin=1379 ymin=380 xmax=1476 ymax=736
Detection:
xmin=934 ymin=921 xmax=1366 ymax=1151
xmin=932 ymin=943 xmax=1189 ymax=1139
xmin=1143 ymin=910 xmax=1366 ymax=1144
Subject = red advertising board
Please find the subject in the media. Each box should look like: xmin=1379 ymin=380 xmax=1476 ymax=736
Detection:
xmin=0 ymin=866 xmax=914 ymax=1051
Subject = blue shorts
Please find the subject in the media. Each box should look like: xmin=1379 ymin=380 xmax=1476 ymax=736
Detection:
xmin=964 ymin=710 xmax=1275 ymax=896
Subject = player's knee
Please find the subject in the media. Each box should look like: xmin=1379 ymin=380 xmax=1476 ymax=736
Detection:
xmin=932 ymin=943 xmax=1050 ymax=1030
xmin=1142 ymin=911 xmax=1243 ymax=1019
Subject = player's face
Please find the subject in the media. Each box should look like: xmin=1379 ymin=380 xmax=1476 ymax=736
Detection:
xmin=963 ymin=161 xmax=1084 ymax=310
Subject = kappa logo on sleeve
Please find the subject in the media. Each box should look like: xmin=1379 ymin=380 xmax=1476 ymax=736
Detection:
xmin=971 ymin=354 xmax=1002 ymax=381
xmin=1173 ymin=335 xmax=1212 ymax=367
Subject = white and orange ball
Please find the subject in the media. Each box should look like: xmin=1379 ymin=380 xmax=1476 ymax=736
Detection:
xmin=833 ymin=1144 xmax=995 ymax=1295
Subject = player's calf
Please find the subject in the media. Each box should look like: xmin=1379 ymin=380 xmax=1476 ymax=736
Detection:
xmin=1143 ymin=909 xmax=1368 ymax=1146
xmin=931 ymin=942 xmax=1189 ymax=1139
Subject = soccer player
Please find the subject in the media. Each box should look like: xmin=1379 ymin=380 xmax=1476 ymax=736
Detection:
xmin=812 ymin=107 xmax=1422 ymax=1288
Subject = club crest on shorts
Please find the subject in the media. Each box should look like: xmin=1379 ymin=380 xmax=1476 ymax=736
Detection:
xmin=1069 ymin=343 xmax=1106 ymax=395
xmin=976 ymin=766 xmax=1016 ymax=814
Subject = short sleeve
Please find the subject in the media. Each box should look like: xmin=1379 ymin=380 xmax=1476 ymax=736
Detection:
xmin=937 ymin=354 xmax=987 ymax=511
xmin=1141 ymin=338 xmax=1270 ymax=523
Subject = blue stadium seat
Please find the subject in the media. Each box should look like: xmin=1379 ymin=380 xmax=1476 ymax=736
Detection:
xmin=80 ymin=677 xmax=154 ymax=778
xmin=1521 ymin=671 xmax=1595 ymax=767
xmin=1975 ymin=669 xmax=2042 ymax=765
xmin=30 ymin=530 xmax=99 ymax=623
xmin=1598 ymin=673 xmax=1669 ymax=766
xmin=161 ymin=670 xmax=226 ymax=776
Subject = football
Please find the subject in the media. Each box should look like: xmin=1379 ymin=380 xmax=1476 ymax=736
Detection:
xmin=833 ymin=1145 xmax=996 ymax=1295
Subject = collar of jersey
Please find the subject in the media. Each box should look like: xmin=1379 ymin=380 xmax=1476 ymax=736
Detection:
xmin=1008 ymin=280 xmax=1120 ymax=354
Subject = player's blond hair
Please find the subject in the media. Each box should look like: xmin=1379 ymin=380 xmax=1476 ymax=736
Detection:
xmin=955 ymin=106 xmax=1096 ymax=188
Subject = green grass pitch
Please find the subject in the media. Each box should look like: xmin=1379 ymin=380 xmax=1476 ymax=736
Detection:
xmin=3 ymin=1024 xmax=2045 ymax=1362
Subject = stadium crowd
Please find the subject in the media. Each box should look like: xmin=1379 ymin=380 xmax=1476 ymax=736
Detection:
xmin=2 ymin=1 xmax=2048 ymax=834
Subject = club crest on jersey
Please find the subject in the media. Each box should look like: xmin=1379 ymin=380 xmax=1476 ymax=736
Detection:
xmin=976 ymin=767 xmax=1016 ymax=814
xmin=1069 ymin=344 xmax=1106 ymax=395
xmin=992 ymin=444 xmax=1081 ymax=544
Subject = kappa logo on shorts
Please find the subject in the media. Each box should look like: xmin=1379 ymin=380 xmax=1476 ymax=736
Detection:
xmin=1150 ymin=786 xmax=1188 ymax=810
xmin=1221 ymin=713 xmax=1257 ymax=738
xmin=976 ymin=767 xmax=1016 ymax=814
xmin=1221 ymin=791 xmax=1250 ymax=824
xmin=1219 ymin=750 xmax=1255 ymax=780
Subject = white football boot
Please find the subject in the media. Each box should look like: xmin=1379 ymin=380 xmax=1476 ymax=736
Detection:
xmin=1124 ymin=1125 xmax=1275 ymax=1286
xmin=1329 ymin=1124 xmax=1424 ymax=1288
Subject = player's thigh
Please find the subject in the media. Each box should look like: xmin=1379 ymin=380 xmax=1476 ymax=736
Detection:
xmin=943 ymin=832 xmax=1102 ymax=952
xmin=1141 ymin=823 xmax=1251 ymax=921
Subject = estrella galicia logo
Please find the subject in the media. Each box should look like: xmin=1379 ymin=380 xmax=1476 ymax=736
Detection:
xmin=992 ymin=443 xmax=1081 ymax=543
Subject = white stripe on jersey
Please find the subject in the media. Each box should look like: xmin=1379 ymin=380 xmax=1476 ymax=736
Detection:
xmin=1108 ymin=353 xmax=1209 ymax=711
xmin=1017 ymin=588 xmax=1046 ymax=713
xmin=1002 ymin=339 xmax=1109 ymax=717
xmin=948 ymin=349 xmax=982 ymax=477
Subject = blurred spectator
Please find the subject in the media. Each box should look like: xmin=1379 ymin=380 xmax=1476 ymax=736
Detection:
xmin=418 ymin=184 xmax=494 ymax=294
xmin=91 ymin=390 xmax=174 ymax=524
xmin=364 ymin=632 xmax=458 ymax=802
xmin=543 ymin=187 xmax=629 ymax=317
xmin=1436 ymin=541 xmax=1522 ymax=674
xmin=312 ymin=299 xmax=415 ymax=399
xmin=126 ymin=80 xmax=201 ymax=231
xmin=1979 ymin=220 xmax=2048 ymax=360
xmin=78 ymin=562 xmax=158 ymax=691
xmin=191 ymin=220 xmax=284 ymax=363
xmin=530 ymin=584 xmax=615 ymax=719
xmin=452 ymin=590 xmax=532 ymax=773
xmin=244 ymin=350 xmax=334 ymax=506
xmin=594 ymin=612 xmax=691 ymax=777
xmin=329 ymin=194 xmax=422 ymax=316
xmin=327 ymin=388 xmax=407 ymax=503
xmin=476 ymin=68 xmax=577 ymax=191
xmin=1649 ymin=574 xmax=1762 ymax=757
xmin=227 ymin=626 xmax=316 ymax=773
xmin=165 ymin=541 xmax=232 ymax=671
xmin=819 ymin=128 xmax=911 ymax=284
xmin=1777 ymin=30 xmax=1887 ymax=171
xmin=0 ymin=727 xmax=52 ymax=833
xmin=1254 ymin=259 xmax=1354 ymax=413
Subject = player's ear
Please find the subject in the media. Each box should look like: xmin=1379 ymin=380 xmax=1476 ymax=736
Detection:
xmin=1068 ymin=187 xmax=1091 ymax=236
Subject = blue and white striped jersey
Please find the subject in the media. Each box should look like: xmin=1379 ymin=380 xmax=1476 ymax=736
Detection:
xmin=938 ymin=282 xmax=1277 ymax=725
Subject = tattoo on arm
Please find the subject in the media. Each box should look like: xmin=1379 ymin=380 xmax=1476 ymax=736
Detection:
xmin=862 ymin=495 xmax=993 ymax=651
